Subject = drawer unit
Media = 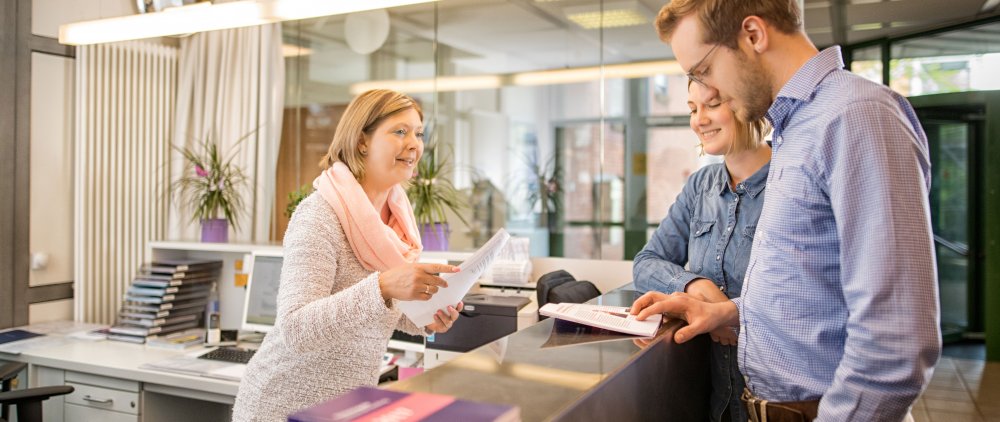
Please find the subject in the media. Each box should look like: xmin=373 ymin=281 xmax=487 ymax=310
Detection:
xmin=65 ymin=371 xmax=139 ymax=393
xmin=65 ymin=381 xmax=139 ymax=414
xmin=65 ymin=403 xmax=138 ymax=422
xmin=63 ymin=370 xmax=140 ymax=421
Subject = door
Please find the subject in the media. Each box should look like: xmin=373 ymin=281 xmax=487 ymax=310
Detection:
xmin=916 ymin=105 xmax=985 ymax=341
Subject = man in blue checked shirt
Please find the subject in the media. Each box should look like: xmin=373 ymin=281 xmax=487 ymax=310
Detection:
xmin=631 ymin=1 xmax=940 ymax=421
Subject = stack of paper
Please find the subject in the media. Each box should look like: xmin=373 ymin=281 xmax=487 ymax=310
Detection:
xmin=486 ymin=236 xmax=532 ymax=285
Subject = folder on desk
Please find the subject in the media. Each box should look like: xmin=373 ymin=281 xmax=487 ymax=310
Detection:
xmin=140 ymin=354 xmax=246 ymax=382
xmin=123 ymin=298 xmax=208 ymax=313
xmin=132 ymin=275 xmax=216 ymax=288
xmin=141 ymin=259 xmax=223 ymax=273
xmin=118 ymin=313 xmax=198 ymax=328
xmin=289 ymin=387 xmax=520 ymax=422
xmin=110 ymin=260 xmax=221 ymax=344
xmin=0 ymin=329 xmax=44 ymax=345
xmin=109 ymin=320 xmax=199 ymax=337
xmin=125 ymin=290 xmax=211 ymax=304
xmin=120 ymin=306 xmax=204 ymax=321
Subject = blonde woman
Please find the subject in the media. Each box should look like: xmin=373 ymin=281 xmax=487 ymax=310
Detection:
xmin=232 ymin=89 xmax=463 ymax=422
xmin=632 ymin=81 xmax=770 ymax=422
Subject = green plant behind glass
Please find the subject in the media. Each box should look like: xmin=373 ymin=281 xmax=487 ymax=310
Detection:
xmin=407 ymin=141 xmax=468 ymax=228
xmin=172 ymin=131 xmax=252 ymax=229
xmin=285 ymin=184 xmax=314 ymax=218
xmin=524 ymin=153 xmax=562 ymax=220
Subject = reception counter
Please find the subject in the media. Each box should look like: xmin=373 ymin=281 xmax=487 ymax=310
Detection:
xmin=388 ymin=286 xmax=711 ymax=421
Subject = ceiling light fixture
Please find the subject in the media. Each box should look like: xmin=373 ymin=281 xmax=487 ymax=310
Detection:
xmin=350 ymin=75 xmax=504 ymax=96
xmin=348 ymin=60 xmax=683 ymax=95
xmin=59 ymin=1 xmax=267 ymax=45
xmin=566 ymin=9 xmax=648 ymax=29
xmin=850 ymin=23 xmax=884 ymax=31
xmin=263 ymin=0 xmax=436 ymax=21
xmin=512 ymin=60 xmax=682 ymax=86
xmin=563 ymin=1 xmax=649 ymax=30
xmin=59 ymin=0 xmax=438 ymax=46
xmin=281 ymin=43 xmax=312 ymax=57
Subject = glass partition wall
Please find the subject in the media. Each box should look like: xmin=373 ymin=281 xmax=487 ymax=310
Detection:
xmin=272 ymin=3 xmax=1000 ymax=262
xmin=846 ymin=19 xmax=1000 ymax=95
xmin=890 ymin=20 xmax=1000 ymax=96
xmin=273 ymin=0 xmax=706 ymax=260
xmin=843 ymin=16 xmax=1000 ymax=348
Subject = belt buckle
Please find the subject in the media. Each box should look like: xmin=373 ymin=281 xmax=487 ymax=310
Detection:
xmin=742 ymin=388 xmax=769 ymax=422
xmin=742 ymin=388 xmax=815 ymax=422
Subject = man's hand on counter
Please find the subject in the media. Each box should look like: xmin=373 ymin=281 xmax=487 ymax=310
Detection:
xmin=629 ymin=291 xmax=739 ymax=344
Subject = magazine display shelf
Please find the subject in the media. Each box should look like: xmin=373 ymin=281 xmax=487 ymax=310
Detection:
xmin=147 ymin=241 xmax=282 ymax=330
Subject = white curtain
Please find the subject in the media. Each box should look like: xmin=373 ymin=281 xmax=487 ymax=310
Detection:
xmin=170 ymin=24 xmax=285 ymax=243
xmin=75 ymin=41 xmax=178 ymax=324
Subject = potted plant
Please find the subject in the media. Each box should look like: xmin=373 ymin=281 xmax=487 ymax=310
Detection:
xmin=525 ymin=153 xmax=562 ymax=232
xmin=172 ymin=133 xmax=250 ymax=243
xmin=510 ymin=152 xmax=563 ymax=256
xmin=284 ymin=184 xmax=314 ymax=218
xmin=407 ymin=141 xmax=467 ymax=251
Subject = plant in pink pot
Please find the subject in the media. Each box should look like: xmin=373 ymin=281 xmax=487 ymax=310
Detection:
xmin=172 ymin=133 xmax=250 ymax=243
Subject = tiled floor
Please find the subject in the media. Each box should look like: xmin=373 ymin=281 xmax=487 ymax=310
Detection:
xmin=912 ymin=356 xmax=1000 ymax=422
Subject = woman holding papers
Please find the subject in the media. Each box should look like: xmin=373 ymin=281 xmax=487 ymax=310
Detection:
xmin=631 ymin=81 xmax=771 ymax=422
xmin=233 ymin=89 xmax=463 ymax=422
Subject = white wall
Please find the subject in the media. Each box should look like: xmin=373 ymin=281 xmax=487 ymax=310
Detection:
xmin=29 ymin=299 xmax=74 ymax=324
xmin=32 ymin=0 xmax=134 ymax=39
xmin=27 ymin=0 xmax=134 ymax=322
xmin=29 ymin=52 xmax=74 ymax=288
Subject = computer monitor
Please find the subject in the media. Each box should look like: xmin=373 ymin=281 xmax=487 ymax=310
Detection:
xmin=241 ymin=251 xmax=283 ymax=333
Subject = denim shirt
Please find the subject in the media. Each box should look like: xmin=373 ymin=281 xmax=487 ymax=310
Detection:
xmin=634 ymin=161 xmax=769 ymax=422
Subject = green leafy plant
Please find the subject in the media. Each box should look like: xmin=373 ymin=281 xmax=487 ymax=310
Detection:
xmin=285 ymin=184 xmax=314 ymax=218
xmin=525 ymin=153 xmax=562 ymax=220
xmin=172 ymin=132 xmax=252 ymax=229
xmin=407 ymin=142 xmax=468 ymax=228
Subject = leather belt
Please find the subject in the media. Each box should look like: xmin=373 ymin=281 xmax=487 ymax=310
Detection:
xmin=742 ymin=388 xmax=820 ymax=422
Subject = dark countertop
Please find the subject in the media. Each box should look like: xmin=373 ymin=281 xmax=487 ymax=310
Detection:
xmin=388 ymin=286 xmax=710 ymax=421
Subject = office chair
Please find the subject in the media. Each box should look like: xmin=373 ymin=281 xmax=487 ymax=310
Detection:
xmin=0 ymin=362 xmax=74 ymax=422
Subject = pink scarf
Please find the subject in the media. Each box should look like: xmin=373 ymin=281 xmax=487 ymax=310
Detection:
xmin=313 ymin=162 xmax=422 ymax=271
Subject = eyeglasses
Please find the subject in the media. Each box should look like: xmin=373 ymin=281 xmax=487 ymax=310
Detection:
xmin=686 ymin=43 xmax=720 ymax=87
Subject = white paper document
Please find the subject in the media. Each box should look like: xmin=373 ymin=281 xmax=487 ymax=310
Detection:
xmin=398 ymin=229 xmax=511 ymax=327
xmin=538 ymin=303 xmax=663 ymax=337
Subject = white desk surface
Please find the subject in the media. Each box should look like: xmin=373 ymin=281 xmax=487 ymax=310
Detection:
xmin=149 ymin=240 xmax=282 ymax=254
xmin=0 ymin=287 xmax=540 ymax=403
xmin=0 ymin=322 xmax=240 ymax=398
